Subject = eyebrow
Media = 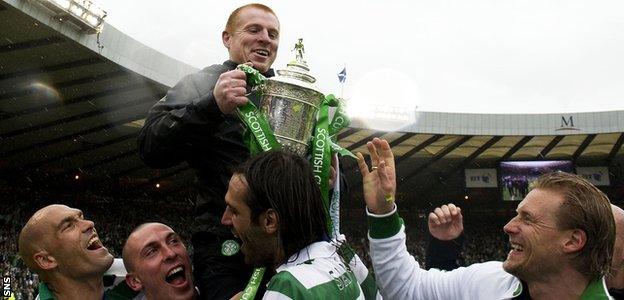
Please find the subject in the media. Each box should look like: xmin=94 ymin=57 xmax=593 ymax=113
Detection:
xmin=140 ymin=241 xmax=158 ymax=256
xmin=56 ymin=210 xmax=83 ymax=230
xmin=517 ymin=209 xmax=534 ymax=220
xmin=166 ymin=232 xmax=179 ymax=241
xmin=139 ymin=232 xmax=179 ymax=255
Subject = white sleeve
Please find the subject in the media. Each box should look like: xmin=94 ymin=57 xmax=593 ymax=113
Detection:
xmin=369 ymin=215 xmax=518 ymax=299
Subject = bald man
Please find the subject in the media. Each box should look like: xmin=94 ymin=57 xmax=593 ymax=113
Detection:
xmin=18 ymin=204 xmax=135 ymax=300
xmin=122 ymin=223 xmax=196 ymax=300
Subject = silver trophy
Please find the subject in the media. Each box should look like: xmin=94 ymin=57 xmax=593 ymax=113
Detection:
xmin=255 ymin=39 xmax=324 ymax=156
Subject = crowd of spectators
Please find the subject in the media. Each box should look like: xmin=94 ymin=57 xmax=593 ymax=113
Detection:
xmin=1 ymin=187 xmax=510 ymax=298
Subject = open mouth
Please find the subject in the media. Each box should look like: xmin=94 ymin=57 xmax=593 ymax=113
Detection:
xmin=510 ymin=242 xmax=524 ymax=252
xmin=165 ymin=266 xmax=187 ymax=286
xmin=86 ymin=235 xmax=103 ymax=251
xmin=252 ymin=49 xmax=269 ymax=58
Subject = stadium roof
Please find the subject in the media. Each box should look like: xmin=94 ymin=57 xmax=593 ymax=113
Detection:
xmin=2 ymin=0 xmax=624 ymax=200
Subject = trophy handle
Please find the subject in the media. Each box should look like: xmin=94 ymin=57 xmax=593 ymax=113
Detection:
xmin=236 ymin=64 xmax=267 ymax=89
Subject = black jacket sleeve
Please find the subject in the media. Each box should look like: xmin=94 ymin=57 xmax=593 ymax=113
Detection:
xmin=137 ymin=64 xmax=231 ymax=168
xmin=425 ymin=232 xmax=466 ymax=271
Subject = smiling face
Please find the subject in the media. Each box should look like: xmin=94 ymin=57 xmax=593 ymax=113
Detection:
xmin=221 ymin=174 xmax=278 ymax=268
xmin=502 ymin=189 xmax=570 ymax=280
xmin=222 ymin=6 xmax=279 ymax=73
xmin=21 ymin=204 xmax=113 ymax=280
xmin=123 ymin=223 xmax=194 ymax=300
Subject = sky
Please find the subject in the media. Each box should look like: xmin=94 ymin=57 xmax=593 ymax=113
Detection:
xmin=95 ymin=0 xmax=624 ymax=117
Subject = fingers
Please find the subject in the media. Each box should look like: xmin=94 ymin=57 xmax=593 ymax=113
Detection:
xmin=373 ymin=138 xmax=394 ymax=169
xmin=428 ymin=212 xmax=441 ymax=226
xmin=214 ymin=70 xmax=249 ymax=114
xmin=456 ymin=206 xmax=463 ymax=223
xmin=441 ymin=204 xmax=451 ymax=220
xmin=356 ymin=152 xmax=370 ymax=177
xmin=431 ymin=203 xmax=461 ymax=224
xmin=433 ymin=207 xmax=446 ymax=223
xmin=366 ymin=141 xmax=380 ymax=168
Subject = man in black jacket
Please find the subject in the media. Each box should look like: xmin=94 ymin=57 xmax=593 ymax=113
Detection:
xmin=137 ymin=4 xmax=280 ymax=298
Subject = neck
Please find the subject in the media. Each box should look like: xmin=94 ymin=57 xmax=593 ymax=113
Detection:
xmin=526 ymin=269 xmax=590 ymax=300
xmin=47 ymin=274 xmax=104 ymax=300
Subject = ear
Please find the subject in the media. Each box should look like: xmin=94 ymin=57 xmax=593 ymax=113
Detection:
xmin=222 ymin=31 xmax=231 ymax=49
xmin=125 ymin=273 xmax=143 ymax=292
xmin=33 ymin=251 xmax=57 ymax=271
xmin=263 ymin=209 xmax=279 ymax=235
xmin=562 ymin=229 xmax=587 ymax=254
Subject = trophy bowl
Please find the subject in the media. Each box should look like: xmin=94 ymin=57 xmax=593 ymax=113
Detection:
xmin=258 ymin=56 xmax=324 ymax=156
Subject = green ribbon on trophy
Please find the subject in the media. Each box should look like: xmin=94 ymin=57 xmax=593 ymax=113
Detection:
xmin=235 ymin=58 xmax=357 ymax=298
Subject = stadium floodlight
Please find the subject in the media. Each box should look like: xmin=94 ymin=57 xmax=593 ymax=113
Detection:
xmin=34 ymin=0 xmax=107 ymax=34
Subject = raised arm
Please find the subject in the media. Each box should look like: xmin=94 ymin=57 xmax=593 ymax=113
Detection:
xmin=356 ymin=138 xmax=517 ymax=299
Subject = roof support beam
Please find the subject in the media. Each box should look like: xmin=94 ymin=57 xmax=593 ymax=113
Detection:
xmin=607 ymin=133 xmax=624 ymax=164
xmin=537 ymin=135 xmax=564 ymax=159
xmin=347 ymin=131 xmax=386 ymax=151
xmin=400 ymin=135 xmax=473 ymax=183
xmin=0 ymin=70 xmax=127 ymax=101
xmin=1 ymin=115 xmax=140 ymax=157
xmin=498 ymin=136 xmax=534 ymax=162
xmin=419 ymin=136 xmax=502 ymax=196
xmin=0 ymin=83 xmax=157 ymax=120
xmin=572 ymin=134 xmax=596 ymax=161
xmin=0 ymin=57 xmax=103 ymax=81
xmin=0 ymin=36 xmax=65 ymax=53
xmin=395 ymin=134 xmax=445 ymax=165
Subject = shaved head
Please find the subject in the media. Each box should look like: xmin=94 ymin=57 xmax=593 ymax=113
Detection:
xmin=18 ymin=204 xmax=113 ymax=283
xmin=122 ymin=223 xmax=195 ymax=299
xmin=18 ymin=205 xmax=62 ymax=273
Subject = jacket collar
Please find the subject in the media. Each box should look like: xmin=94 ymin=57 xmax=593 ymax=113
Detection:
xmin=223 ymin=60 xmax=275 ymax=77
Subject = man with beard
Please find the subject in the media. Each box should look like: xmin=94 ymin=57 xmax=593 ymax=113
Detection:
xmin=357 ymin=138 xmax=615 ymax=299
xmin=122 ymin=223 xmax=196 ymax=300
xmin=137 ymin=4 xmax=280 ymax=298
xmin=18 ymin=204 xmax=136 ymax=300
xmin=220 ymin=151 xmax=367 ymax=299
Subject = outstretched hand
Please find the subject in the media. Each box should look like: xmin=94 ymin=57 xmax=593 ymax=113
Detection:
xmin=356 ymin=138 xmax=396 ymax=215
xmin=428 ymin=203 xmax=464 ymax=241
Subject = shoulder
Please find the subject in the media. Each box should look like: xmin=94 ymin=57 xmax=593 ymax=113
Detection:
xmin=268 ymin=257 xmax=363 ymax=299
xmin=462 ymin=261 xmax=521 ymax=298
xmin=166 ymin=63 xmax=232 ymax=104
xmin=265 ymin=271 xmax=310 ymax=299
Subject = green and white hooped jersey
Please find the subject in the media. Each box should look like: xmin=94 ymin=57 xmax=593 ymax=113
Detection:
xmin=263 ymin=240 xmax=378 ymax=299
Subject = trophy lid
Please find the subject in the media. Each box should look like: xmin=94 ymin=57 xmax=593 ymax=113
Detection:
xmin=269 ymin=39 xmax=323 ymax=94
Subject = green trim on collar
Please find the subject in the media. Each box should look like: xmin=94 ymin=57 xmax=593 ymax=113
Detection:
xmin=580 ymin=278 xmax=610 ymax=300
xmin=367 ymin=211 xmax=404 ymax=239
xmin=38 ymin=282 xmax=56 ymax=300
xmin=512 ymin=281 xmax=523 ymax=297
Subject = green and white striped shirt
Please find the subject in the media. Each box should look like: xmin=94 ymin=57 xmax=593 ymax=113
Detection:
xmin=264 ymin=241 xmax=368 ymax=299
